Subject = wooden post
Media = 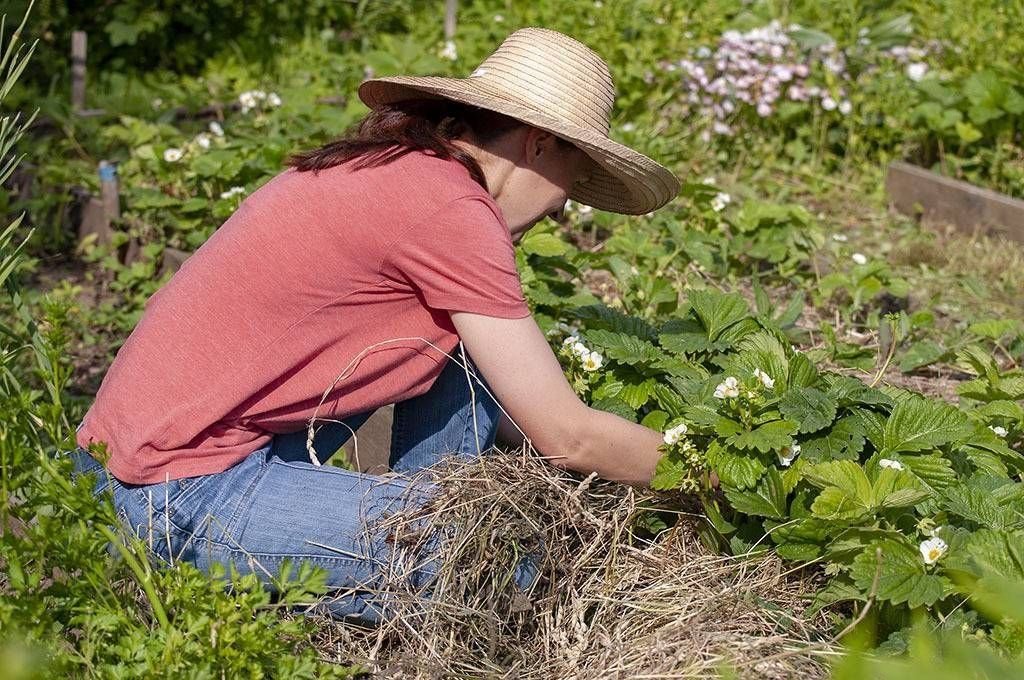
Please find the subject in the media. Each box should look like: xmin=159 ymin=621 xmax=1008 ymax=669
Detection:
xmin=98 ymin=161 xmax=120 ymax=221
xmin=444 ymin=0 xmax=458 ymax=40
xmin=71 ymin=31 xmax=87 ymax=111
xmin=77 ymin=161 xmax=119 ymax=252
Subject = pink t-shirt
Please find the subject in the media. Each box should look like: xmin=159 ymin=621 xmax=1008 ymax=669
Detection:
xmin=77 ymin=151 xmax=531 ymax=484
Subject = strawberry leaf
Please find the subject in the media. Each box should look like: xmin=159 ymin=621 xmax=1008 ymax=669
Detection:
xmin=882 ymin=397 xmax=973 ymax=455
xmin=780 ymin=387 xmax=838 ymax=434
xmin=851 ymin=540 xmax=950 ymax=608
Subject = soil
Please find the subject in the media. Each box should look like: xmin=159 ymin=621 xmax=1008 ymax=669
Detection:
xmin=28 ymin=253 xmax=119 ymax=397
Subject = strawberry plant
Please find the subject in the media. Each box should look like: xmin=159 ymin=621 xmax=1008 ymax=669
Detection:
xmin=549 ymin=285 xmax=1023 ymax=646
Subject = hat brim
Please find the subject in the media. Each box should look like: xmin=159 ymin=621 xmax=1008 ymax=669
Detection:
xmin=358 ymin=76 xmax=680 ymax=215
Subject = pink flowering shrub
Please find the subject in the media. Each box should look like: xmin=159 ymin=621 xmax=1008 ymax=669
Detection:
xmin=664 ymin=21 xmax=852 ymax=140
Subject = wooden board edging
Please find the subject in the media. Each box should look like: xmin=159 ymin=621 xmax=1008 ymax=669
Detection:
xmin=885 ymin=161 xmax=1024 ymax=244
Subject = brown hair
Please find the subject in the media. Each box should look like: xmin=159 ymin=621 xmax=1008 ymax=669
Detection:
xmin=287 ymin=99 xmax=530 ymax=190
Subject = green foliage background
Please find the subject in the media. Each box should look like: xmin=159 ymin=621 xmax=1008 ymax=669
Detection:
xmin=2 ymin=0 xmax=1024 ymax=676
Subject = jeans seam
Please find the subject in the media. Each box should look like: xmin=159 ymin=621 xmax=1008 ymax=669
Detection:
xmin=390 ymin=404 xmax=406 ymax=465
xmin=268 ymin=457 xmax=412 ymax=496
xmin=198 ymin=537 xmax=366 ymax=567
xmin=218 ymin=450 xmax=269 ymax=547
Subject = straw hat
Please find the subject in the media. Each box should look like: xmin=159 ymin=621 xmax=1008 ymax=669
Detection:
xmin=358 ymin=27 xmax=680 ymax=215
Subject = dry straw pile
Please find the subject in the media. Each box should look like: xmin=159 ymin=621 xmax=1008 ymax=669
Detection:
xmin=312 ymin=450 xmax=837 ymax=678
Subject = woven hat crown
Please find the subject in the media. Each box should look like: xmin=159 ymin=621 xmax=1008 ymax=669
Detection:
xmin=470 ymin=28 xmax=615 ymax=136
xmin=357 ymin=26 xmax=680 ymax=214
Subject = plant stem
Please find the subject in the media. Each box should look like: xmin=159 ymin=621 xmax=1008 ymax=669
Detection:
xmin=98 ymin=524 xmax=171 ymax=630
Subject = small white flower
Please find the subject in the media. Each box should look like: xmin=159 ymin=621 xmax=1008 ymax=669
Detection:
xmin=621 ymin=122 xmax=637 ymax=133
xmin=756 ymin=102 xmax=773 ymax=117
xmin=878 ymin=458 xmax=904 ymax=471
xmin=493 ymin=13 xmax=504 ymax=22
xmin=920 ymin=537 xmax=948 ymax=565
xmin=753 ymin=368 xmax=775 ymax=389
xmin=209 ymin=121 xmax=225 ymax=137
xmin=663 ymin=423 xmax=689 ymax=446
xmin=990 ymin=425 xmax=1008 ymax=437
xmin=267 ymin=92 xmax=283 ymax=107
xmin=577 ymin=204 xmax=594 ymax=215
xmin=695 ymin=45 xmax=712 ymax=59
xmin=440 ymin=40 xmax=458 ymax=61
xmin=219 ymin=186 xmax=246 ymax=200
xmin=832 ymin=233 xmax=849 ymax=242
xmin=927 ymin=525 xmax=944 ymax=537
xmin=713 ymin=376 xmax=740 ymax=399
xmin=711 ymin=192 xmax=732 ymax=212
xmin=194 ymin=133 xmax=211 ymax=150
xmin=821 ymin=96 xmax=838 ymax=111
xmin=582 ymin=351 xmax=603 ymax=372
xmin=701 ymin=176 xmax=717 ymax=186
xmin=572 ymin=341 xmax=590 ymax=358
xmin=151 ymin=97 xmax=164 ymax=109
xmin=906 ymin=62 xmax=928 ymax=82
xmin=838 ymin=100 xmax=853 ymax=115
xmin=163 ymin=147 xmax=183 ymax=163
xmin=851 ymin=252 xmax=868 ymax=265
xmin=777 ymin=444 xmax=801 ymax=467
xmin=238 ymin=90 xmax=265 ymax=112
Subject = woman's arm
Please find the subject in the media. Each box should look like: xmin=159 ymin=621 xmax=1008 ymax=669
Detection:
xmin=450 ymin=311 xmax=663 ymax=486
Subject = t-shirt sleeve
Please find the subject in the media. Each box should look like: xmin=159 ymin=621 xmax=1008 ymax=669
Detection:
xmin=382 ymin=195 xmax=532 ymax=319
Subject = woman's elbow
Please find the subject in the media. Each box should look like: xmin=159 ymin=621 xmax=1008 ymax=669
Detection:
xmin=534 ymin=415 xmax=592 ymax=472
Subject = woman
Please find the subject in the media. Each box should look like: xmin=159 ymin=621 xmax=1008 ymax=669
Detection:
xmin=70 ymin=27 xmax=680 ymax=621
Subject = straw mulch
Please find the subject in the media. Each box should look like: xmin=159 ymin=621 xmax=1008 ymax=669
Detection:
xmin=312 ymin=449 xmax=837 ymax=679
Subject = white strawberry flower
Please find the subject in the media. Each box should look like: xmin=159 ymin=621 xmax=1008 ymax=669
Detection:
xmin=832 ymin=233 xmax=849 ymax=242
xmin=219 ymin=186 xmax=246 ymax=200
xmin=878 ymin=458 xmax=904 ymax=471
xmin=562 ymin=335 xmax=579 ymax=347
xmin=267 ymin=92 xmax=283 ymax=107
xmin=208 ymin=121 xmax=225 ymax=137
xmin=851 ymin=252 xmax=868 ymax=265
xmin=572 ymin=341 xmax=590 ymax=358
xmin=663 ymin=423 xmax=689 ymax=445
xmin=990 ymin=425 xmax=1008 ymax=437
xmin=194 ymin=133 xmax=212 ymax=150
xmin=777 ymin=443 xmax=800 ymax=467
xmin=711 ymin=192 xmax=731 ymax=212
xmin=753 ymin=368 xmax=775 ymax=389
xmin=821 ymin=96 xmax=838 ymax=111
xmin=838 ymin=100 xmax=853 ymax=115
xmin=920 ymin=537 xmax=948 ymax=565
xmin=238 ymin=90 xmax=260 ymax=112
xmin=440 ymin=40 xmax=458 ymax=61
xmin=163 ymin=147 xmax=183 ymax=163
xmin=906 ymin=62 xmax=928 ymax=82
xmin=582 ymin=351 xmax=603 ymax=372
xmin=713 ymin=376 xmax=740 ymax=399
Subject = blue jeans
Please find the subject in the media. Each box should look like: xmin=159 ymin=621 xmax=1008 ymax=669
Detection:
xmin=69 ymin=352 xmax=515 ymax=623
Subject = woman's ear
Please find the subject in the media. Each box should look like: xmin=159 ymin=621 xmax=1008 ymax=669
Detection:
xmin=524 ymin=128 xmax=557 ymax=162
